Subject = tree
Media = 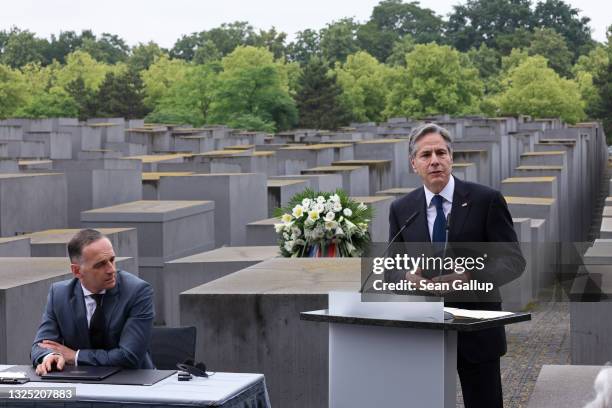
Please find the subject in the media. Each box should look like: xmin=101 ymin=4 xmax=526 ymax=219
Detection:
xmin=357 ymin=0 xmax=443 ymax=62
xmin=95 ymin=70 xmax=150 ymax=118
xmin=55 ymin=51 xmax=112 ymax=91
xmin=295 ymin=57 xmax=350 ymax=129
xmin=0 ymin=28 xmax=48 ymax=68
xmin=0 ymin=64 xmax=28 ymax=118
xmin=532 ymin=0 xmax=594 ymax=60
xmin=210 ymin=46 xmax=297 ymax=131
xmin=147 ymin=63 xmax=220 ymax=126
xmin=496 ymin=55 xmax=585 ymax=123
xmin=527 ymin=28 xmax=573 ymax=77
xmin=16 ymin=87 xmax=78 ymax=118
xmin=287 ymin=29 xmax=320 ymax=64
xmin=384 ymin=43 xmax=483 ymax=119
xmin=79 ymin=32 xmax=129 ymax=64
xmin=251 ymin=27 xmax=288 ymax=60
xmin=446 ymin=0 xmax=533 ymax=52
xmin=335 ymin=51 xmax=389 ymax=122
xmin=44 ymin=30 xmax=83 ymax=64
xmin=385 ymin=35 xmax=415 ymax=67
xmin=65 ymin=76 xmax=98 ymax=121
xmin=193 ymin=40 xmax=222 ymax=64
xmin=591 ymin=27 xmax=612 ymax=139
xmin=141 ymin=54 xmax=189 ymax=108
xmin=129 ymin=42 xmax=164 ymax=71
xmin=319 ymin=18 xmax=360 ymax=65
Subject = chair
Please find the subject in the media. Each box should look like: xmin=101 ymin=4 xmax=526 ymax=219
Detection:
xmin=150 ymin=326 xmax=197 ymax=370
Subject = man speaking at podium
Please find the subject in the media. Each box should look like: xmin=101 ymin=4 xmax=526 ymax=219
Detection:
xmin=31 ymin=229 xmax=155 ymax=374
xmin=387 ymin=123 xmax=525 ymax=408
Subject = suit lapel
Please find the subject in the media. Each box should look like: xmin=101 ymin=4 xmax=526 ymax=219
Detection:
xmin=71 ymin=281 xmax=91 ymax=349
xmin=103 ymin=272 xmax=121 ymax=332
xmin=401 ymin=187 xmax=430 ymax=242
xmin=449 ymin=177 xmax=471 ymax=240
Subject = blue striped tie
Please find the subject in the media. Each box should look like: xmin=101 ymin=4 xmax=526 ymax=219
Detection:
xmin=432 ymin=195 xmax=446 ymax=243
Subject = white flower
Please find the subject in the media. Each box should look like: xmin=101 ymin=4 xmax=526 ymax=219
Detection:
xmin=292 ymin=205 xmax=304 ymax=218
xmin=291 ymin=227 xmax=302 ymax=237
xmin=314 ymin=203 xmax=325 ymax=213
xmin=330 ymin=194 xmax=340 ymax=203
xmin=333 ymin=202 xmax=342 ymax=212
xmin=325 ymin=211 xmax=335 ymax=221
xmin=308 ymin=210 xmax=320 ymax=221
xmin=358 ymin=203 xmax=367 ymax=211
xmin=281 ymin=213 xmax=292 ymax=223
xmin=325 ymin=220 xmax=338 ymax=231
xmin=335 ymin=226 xmax=345 ymax=236
xmin=274 ymin=223 xmax=285 ymax=233
xmin=316 ymin=195 xmax=326 ymax=204
xmin=343 ymin=208 xmax=353 ymax=217
xmin=302 ymin=198 xmax=312 ymax=208
xmin=324 ymin=202 xmax=334 ymax=213
xmin=283 ymin=232 xmax=290 ymax=240
xmin=284 ymin=241 xmax=294 ymax=252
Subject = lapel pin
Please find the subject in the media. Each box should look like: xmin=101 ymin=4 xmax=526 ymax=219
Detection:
xmin=462 ymin=202 xmax=468 ymax=207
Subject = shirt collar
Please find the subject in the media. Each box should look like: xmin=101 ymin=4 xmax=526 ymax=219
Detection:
xmin=423 ymin=175 xmax=455 ymax=208
xmin=80 ymin=282 xmax=106 ymax=297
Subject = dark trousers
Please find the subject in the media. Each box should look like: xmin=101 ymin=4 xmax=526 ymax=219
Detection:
xmin=457 ymin=354 xmax=503 ymax=408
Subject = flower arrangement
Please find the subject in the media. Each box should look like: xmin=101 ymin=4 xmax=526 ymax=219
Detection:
xmin=274 ymin=189 xmax=373 ymax=257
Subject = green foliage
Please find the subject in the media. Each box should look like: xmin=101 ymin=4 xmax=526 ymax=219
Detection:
xmin=210 ymin=46 xmax=297 ymax=131
xmin=287 ymin=29 xmax=320 ymax=64
xmin=591 ymin=31 xmax=612 ymax=139
xmin=147 ymin=63 xmax=219 ymax=126
xmin=64 ymin=76 xmax=97 ymax=121
xmin=385 ymin=35 xmax=415 ymax=67
xmin=16 ymin=87 xmax=78 ymax=118
xmin=295 ymin=57 xmax=351 ymax=129
xmin=357 ymin=0 xmax=443 ymax=62
xmin=532 ymin=0 xmax=594 ymax=60
xmin=55 ymin=51 xmax=112 ymax=91
xmin=0 ymin=28 xmax=47 ymax=68
xmin=128 ymin=42 xmax=164 ymax=72
xmin=527 ymin=28 xmax=573 ymax=77
xmin=0 ymin=64 xmax=28 ymax=118
xmin=95 ymin=70 xmax=150 ymax=119
xmin=384 ymin=43 xmax=483 ymax=119
xmin=141 ymin=54 xmax=189 ymax=108
xmin=319 ymin=18 xmax=360 ymax=65
xmin=273 ymin=189 xmax=373 ymax=258
xmin=496 ymin=55 xmax=585 ymax=123
xmin=335 ymin=51 xmax=389 ymax=122
xmin=227 ymin=114 xmax=275 ymax=132
xmin=79 ymin=33 xmax=129 ymax=64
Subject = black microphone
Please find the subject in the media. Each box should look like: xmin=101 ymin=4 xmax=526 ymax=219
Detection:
xmin=359 ymin=211 xmax=420 ymax=293
xmin=444 ymin=212 xmax=452 ymax=255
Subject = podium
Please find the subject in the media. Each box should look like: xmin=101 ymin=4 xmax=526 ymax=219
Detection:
xmin=300 ymin=292 xmax=530 ymax=408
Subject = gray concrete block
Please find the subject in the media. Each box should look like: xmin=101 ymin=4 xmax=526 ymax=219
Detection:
xmin=350 ymin=195 xmax=393 ymax=242
xmin=269 ymin=174 xmax=344 ymax=193
xmin=501 ymin=218 xmax=533 ymax=311
xmin=276 ymin=145 xmax=335 ymax=175
xmin=452 ymin=163 xmax=478 ymax=183
xmin=52 ymin=159 xmax=143 ymax=227
xmin=354 ymin=139 xmax=410 ymax=188
xmin=179 ymin=257 xmax=360 ymax=408
xmin=267 ymin=179 xmax=309 ymax=217
xmin=158 ymin=174 xmax=267 ymax=247
xmin=501 ymin=176 xmax=558 ymax=199
xmin=142 ymin=172 xmax=194 ymax=200
xmin=301 ymin=166 xmax=369 ymax=196
xmin=24 ymin=228 xmax=138 ymax=267
xmin=0 ymin=236 xmax=31 ymax=256
xmin=0 ymin=159 xmax=19 ymax=172
xmin=163 ymin=246 xmax=279 ymax=326
xmin=18 ymin=159 xmax=53 ymax=171
xmin=0 ymin=174 xmax=68 ymax=236
xmin=246 ymin=217 xmax=279 ymax=246
xmin=375 ymin=187 xmax=416 ymax=198
xmin=454 ymin=149 xmax=490 ymax=186
xmin=332 ymin=160 xmax=392 ymax=195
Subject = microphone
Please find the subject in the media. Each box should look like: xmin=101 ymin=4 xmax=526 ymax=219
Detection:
xmin=359 ymin=211 xmax=420 ymax=293
xmin=444 ymin=212 xmax=452 ymax=255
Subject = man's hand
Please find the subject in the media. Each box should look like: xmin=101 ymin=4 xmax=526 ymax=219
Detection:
xmin=431 ymin=270 xmax=471 ymax=294
xmin=38 ymin=340 xmax=76 ymax=365
xmin=405 ymin=267 xmax=434 ymax=290
xmin=35 ymin=353 xmax=65 ymax=376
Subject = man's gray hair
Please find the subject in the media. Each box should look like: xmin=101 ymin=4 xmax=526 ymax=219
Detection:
xmin=409 ymin=123 xmax=453 ymax=159
xmin=67 ymin=229 xmax=107 ymax=264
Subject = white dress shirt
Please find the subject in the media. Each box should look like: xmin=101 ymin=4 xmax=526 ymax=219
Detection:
xmin=423 ymin=175 xmax=454 ymax=241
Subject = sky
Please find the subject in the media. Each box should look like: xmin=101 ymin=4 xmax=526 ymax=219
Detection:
xmin=2 ymin=0 xmax=610 ymax=49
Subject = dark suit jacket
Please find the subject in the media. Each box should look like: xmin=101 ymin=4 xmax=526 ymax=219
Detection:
xmin=388 ymin=177 xmax=525 ymax=363
xmin=31 ymin=270 xmax=155 ymax=369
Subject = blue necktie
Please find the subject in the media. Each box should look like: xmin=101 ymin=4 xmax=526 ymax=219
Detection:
xmin=432 ymin=195 xmax=446 ymax=243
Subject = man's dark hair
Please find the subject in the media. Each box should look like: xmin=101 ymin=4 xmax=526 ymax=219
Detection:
xmin=67 ymin=229 xmax=106 ymax=263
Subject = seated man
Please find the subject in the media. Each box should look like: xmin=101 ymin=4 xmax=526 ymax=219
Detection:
xmin=31 ymin=229 xmax=154 ymax=374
